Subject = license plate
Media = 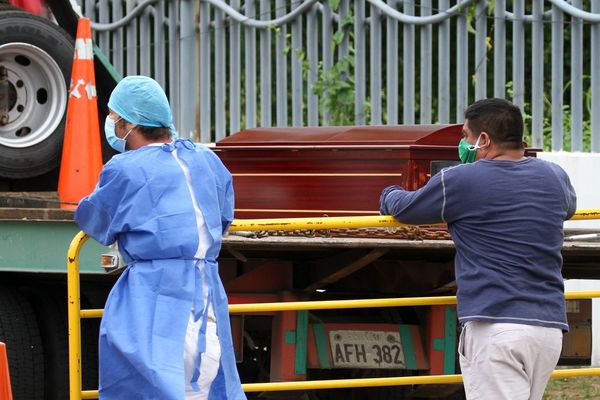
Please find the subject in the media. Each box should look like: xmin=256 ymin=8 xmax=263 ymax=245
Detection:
xmin=329 ymin=330 xmax=406 ymax=369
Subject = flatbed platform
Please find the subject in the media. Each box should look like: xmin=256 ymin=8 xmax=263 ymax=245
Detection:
xmin=0 ymin=202 xmax=598 ymax=280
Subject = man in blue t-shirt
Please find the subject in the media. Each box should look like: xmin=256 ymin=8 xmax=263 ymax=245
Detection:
xmin=380 ymin=98 xmax=576 ymax=400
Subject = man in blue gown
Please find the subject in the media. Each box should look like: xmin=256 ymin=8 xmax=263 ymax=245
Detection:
xmin=75 ymin=76 xmax=246 ymax=400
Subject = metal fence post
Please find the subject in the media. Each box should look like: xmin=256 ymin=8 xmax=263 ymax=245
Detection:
xmin=551 ymin=5 xmax=564 ymax=151
xmin=531 ymin=0 xmax=544 ymax=148
xmin=126 ymin=0 xmax=136 ymax=77
xmin=180 ymin=0 xmax=196 ymax=139
xmin=168 ymin=0 xmax=180 ymax=130
xmin=230 ymin=0 xmax=241 ymax=133
xmin=402 ymin=0 xmax=414 ymax=124
xmin=437 ymin=0 xmax=450 ymax=123
xmin=354 ymin=0 xmax=366 ymax=125
xmin=512 ymin=0 xmax=525 ymax=111
xmin=291 ymin=0 xmax=304 ymax=127
xmin=370 ymin=4 xmax=382 ymax=125
xmin=456 ymin=9 xmax=468 ymax=123
xmin=260 ymin=0 xmax=273 ymax=128
xmin=322 ymin=2 xmax=333 ymax=125
xmin=474 ymin=0 xmax=487 ymax=101
xmin=420 ymin=0 xmax=432 ymax=124
xmin=307 ymin=4 xmax=319 ymax=126
xmin=215 ymin=5 xmax=226 ymax=140
xmin=494 ymin=0 xmax=506 ymax=99
xmin=245 ymin=0 xmax=257 ymax=129
xmin=386 ymin=0 xmax=398 ymax=125
xmin=592 ymin=1 xmax=600 ymax=152
xmin=571 ymin=0 xmax=583 ymax=152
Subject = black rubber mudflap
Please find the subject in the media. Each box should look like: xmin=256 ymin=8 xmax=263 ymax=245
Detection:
xmin=0 ymin=286 xmax=44 ymax=400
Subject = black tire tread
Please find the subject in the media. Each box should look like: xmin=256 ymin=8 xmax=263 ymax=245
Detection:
xmin=0 ymin=1 xmax=20 ymax=12
xmin=0 ymin=286 xmax=44 ymax=400
xmin=26 ymin=288 xmax=69 ymax=400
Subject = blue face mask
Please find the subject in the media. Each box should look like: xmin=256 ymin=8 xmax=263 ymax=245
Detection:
xmin=104 ymin=116 xmax=133 ymax=153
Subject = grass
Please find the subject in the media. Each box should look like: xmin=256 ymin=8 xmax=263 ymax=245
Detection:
xmin=543 ymin=377 xmax=600 ymax=399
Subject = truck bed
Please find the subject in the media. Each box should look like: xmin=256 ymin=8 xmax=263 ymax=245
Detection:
xmin=1 ymin=195 xmax=598 ymax=281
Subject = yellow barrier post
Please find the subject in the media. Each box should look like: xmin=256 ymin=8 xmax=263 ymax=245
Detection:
xmin=67 ymin=231 xmax=89 ymax=400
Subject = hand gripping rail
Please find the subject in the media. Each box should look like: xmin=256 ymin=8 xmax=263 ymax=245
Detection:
xmin=68 ymin=209 xmax=600 ymax=399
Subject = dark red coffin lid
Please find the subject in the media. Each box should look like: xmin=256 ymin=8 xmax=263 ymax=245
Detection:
xmin=216 ymin=124 xmax=463 ymax=147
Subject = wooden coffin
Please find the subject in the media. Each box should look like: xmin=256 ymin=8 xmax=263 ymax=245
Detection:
xmin=214 ymin=125 xmax=465 ymax=219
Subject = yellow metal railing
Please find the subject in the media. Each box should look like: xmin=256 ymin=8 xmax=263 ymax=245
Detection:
xmin=68 ymin=210 xmax=600 ymax=399
xmin=228 ymin=208 xmax=600 ymax=231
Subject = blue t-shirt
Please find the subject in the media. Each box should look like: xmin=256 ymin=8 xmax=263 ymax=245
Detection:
xmin=380 ymin=157 xmax=577 ymax=331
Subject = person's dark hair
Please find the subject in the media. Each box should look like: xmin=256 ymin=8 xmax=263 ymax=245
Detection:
xmin=464 ymin=98 xmax=524 ymax=150
xmin=137 ymin=125 xmax=171 ymax=140
xmin=117 ymin=119 xmax=171 ymax=140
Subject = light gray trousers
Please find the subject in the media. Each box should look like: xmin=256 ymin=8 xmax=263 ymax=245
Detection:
xmin=458 ymin=321 xmax=563 ymax=400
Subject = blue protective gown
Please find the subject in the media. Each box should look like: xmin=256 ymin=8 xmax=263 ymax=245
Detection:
xmin=75 ymin=139 xmax=246 ymax=400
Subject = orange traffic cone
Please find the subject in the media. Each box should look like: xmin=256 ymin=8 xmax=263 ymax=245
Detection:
xmin=57 ymin=17 xmax=103 ymax=209
xmin=0 ymin=342 xmax=12 ymax=400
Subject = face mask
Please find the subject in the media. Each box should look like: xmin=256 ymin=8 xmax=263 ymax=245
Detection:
xmin=458 ymin=134 xmax=482 ymax=164
xmin=104 ymin=116 xmax=134 ymax=153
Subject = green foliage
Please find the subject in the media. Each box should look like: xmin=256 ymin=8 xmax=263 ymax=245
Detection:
xmin=272 ymin=0 xmax=594 ymax=140
xmin=466 ymin=4 xmax=477 ymax=35
xmin=327 ymin=0 xmax=341 ymax=11
xmin=544 ymin=377 xmax=600 ymax=399
xmin=280 ymin=9 xmax=361 ymax=125
xmin=309 ymin=11 xmax=367 ymax=125
xmin=488 ymin=0 xmax=496 ymax=15
xmin=506 ymin=80 xmax=592 ymax=152
xmin=282 ymin=33 xmax=292 ymax=56
xmin=311 ymin=54 xmax=356 ymax=125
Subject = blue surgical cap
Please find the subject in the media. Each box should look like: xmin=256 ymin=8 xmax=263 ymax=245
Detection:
xmin=108 ymin=76 xmax=177 ymax=137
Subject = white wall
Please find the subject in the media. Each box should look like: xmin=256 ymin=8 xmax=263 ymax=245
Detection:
xmin=536 ymin=152 xmax=600 ymax=230
xmin=540 ymin=153 xmax=600 ymax=365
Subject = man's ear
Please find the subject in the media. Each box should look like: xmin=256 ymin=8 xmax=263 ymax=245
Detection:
xmin=480 ymin=132 xmax=492 ymax=148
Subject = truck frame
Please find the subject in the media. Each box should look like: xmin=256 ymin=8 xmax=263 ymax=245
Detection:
xmin=1 ymin=203 xmax=599 ymax=399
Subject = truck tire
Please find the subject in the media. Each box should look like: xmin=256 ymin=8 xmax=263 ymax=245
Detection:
xmin=0 ymin=10 xmax=74 ymax=178
xmin=0 ymin=286 xmax=44 ymax=400
xmin=26 ymin=288 xmax=99 ymax=398
xmin=26 ymin=288 xmax=69 ymax=400
xmin=80 ymin=296 xmax=100 ymax=391
xmin=0 ymin=2 xmax=18 ymax=12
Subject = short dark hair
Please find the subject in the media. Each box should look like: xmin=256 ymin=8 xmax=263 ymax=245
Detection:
xmin=117 ymin=119 xmax=171 ymax=141
xmin=137 ymin=125 xmax=171 ymax=141
xmin=464 ymin=98 xmax=524 ymax=150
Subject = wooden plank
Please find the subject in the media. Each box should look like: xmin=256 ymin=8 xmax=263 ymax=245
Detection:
xmin=0 ymin=207 xmax=74 ymax=221
xmin=0 ymin=192 xmax=61 ymax=208
xmin=223 ymin=235 xmax=456 ymax=250
xmin=304 ymin=248 xmax=389 ymax=291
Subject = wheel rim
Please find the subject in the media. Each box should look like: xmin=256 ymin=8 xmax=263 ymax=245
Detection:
xmin=0 ymin=42 xmax=67 ymax=148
